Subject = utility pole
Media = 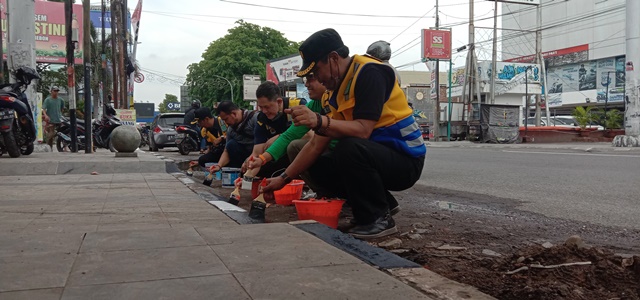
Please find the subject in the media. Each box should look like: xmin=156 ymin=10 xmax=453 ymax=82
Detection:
xmin=7 ymin=0 xmax=37 ymax=104
xmin=0 ymin=3 xmax=4 ymax=85
xmin=119 ymin=0 xmax=127 ymax=109
xmin=101 ymin=0 xmax=108 ymax=115
xmin=110 ymin=0 xmax=118 ymax=109
xmin=65 ymin=0 xmax=78 ymax=152
xmin=489 ymin=0 xmax=497 ymax=105
xmin=534 ymin=3 xmax=542 ymax=126
xmin=620 ymin=0 xmax=640 ymax=141
xmin=467 ymin=0 xmax=475 ymax=128
xmin=434 ymin=0 xmax=440 ymax=142
xmin=82 ymin=0 xmax=92 ymax=153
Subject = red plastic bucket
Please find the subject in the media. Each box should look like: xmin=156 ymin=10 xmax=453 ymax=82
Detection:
xmin=293 ymin=199 xmax=345 ymax=229
xmin=273 ymin=179 xmax=304 ymax=206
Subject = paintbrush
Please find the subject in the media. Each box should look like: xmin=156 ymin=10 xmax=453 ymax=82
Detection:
xmin=228 ymin=177 xmax=242 ymax=205
xmin=202 ymin=164 xmax=217 ymax=186
xmin=248 ymin=193 xmax=267 ymax=220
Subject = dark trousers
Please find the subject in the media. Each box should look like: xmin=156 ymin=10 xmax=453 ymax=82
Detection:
xmin=197 ymin=145 xmax=224 ymax=167
xmin=256 ymin=156 xmax=290 ymax=178
xmin=225 ymin=139 xmax=252 ymax=168
xmin=308 ymin=137 xmax=424 ymax=225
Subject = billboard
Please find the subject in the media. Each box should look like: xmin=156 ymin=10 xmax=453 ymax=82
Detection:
xmin=89 ymin=6 xmax=131 ymax=38
xmin=421 ymin=29 xmax=452 ymax=60
xmin=1 ymin=0 xmax=84 ymax=64
xmin=266 ymin=54 xmax=302 ymax=84
xmin=478 ymin=61 xmax=541 ymax=83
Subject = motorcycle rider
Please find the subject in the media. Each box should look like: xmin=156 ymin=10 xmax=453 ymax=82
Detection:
xmin=42 ymin=86 xmax=67 ymax=151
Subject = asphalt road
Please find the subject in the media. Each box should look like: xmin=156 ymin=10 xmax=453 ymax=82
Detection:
xmin=418 ymin=147 xmax=640 ymax=230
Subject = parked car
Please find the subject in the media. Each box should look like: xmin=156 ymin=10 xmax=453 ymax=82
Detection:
xmin=551 ymin=116 xmax=604 ymax=130
xmin=147 ymin=112 xmax=185 ymax=151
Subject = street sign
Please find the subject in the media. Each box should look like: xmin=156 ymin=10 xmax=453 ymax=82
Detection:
xmin=166 ymin=102 xmax=180 ymax=111
xmin=243 ymin=74 xmax=261 ymax=101
xmin=421 ymin=29 xmax=452 ymax=60
xmin=134 ymin=73 xmax=145 ymax=83
xmin=486 ymin=0 xmax=540 ymax=5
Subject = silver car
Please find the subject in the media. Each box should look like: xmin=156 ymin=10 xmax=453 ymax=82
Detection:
xmin=147 ymin=112 xmax=185 ymax=151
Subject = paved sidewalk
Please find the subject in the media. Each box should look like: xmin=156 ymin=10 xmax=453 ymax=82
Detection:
xmin=0 ymin=151 xmax=494 ymax=299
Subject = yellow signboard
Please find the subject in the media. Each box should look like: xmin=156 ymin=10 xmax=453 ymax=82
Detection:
xmin=115 ymin=109 xmax=136 ymax=125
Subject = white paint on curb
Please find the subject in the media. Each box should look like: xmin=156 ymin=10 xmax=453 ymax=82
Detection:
xmin=208 ymin=200 xmax=247 ymax=212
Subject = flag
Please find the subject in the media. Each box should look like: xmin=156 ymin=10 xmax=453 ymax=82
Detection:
xmin=131 ymin=0 xmax=143 ymax=52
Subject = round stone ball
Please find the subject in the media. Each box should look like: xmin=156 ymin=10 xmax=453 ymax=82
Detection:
xmin=110 ymin=125 xmax=141 ymax=152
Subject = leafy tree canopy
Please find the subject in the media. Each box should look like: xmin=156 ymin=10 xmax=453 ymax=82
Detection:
xmin=158 ymin=94 xmax=179 ymax=113
xmin=185 ymin=20 xmax=300 ymax=109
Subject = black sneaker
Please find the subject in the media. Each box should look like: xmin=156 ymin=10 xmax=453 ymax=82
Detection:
xmin=248 ymin=201 xmax=266 ymax=220
xmin=348 ymin=214 xmax=397 ymax=240
xmin=349 ymin=205 xmax=400 ymax=225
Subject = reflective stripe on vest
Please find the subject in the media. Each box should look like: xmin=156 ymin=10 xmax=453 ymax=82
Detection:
xmin=370 ymin=115 xmax=426 ymax=158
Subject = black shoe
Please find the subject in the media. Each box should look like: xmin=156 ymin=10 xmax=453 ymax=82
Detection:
xmin=348 ymin=214 xmax=397 ymax=240
xmin=349 ymin=205 xmax=400 ymax=225
xmin=248 ymin=201 xmax=266 ymax=220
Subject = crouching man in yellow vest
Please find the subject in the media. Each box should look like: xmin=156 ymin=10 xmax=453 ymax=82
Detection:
xmin=263 ymin=28 xmax=426 ymax=239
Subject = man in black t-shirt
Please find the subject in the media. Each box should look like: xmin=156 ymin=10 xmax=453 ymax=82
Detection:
xmin=247 ymin=81 xmax=291 ymax=178
xmin=210 ymin=101 xmax=258 ymax=170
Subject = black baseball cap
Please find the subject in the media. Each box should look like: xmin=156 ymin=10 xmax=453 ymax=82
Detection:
xmin=193 ymin=107 xmax=213 ymax=124
xmin=296 ymin=28 xmax=346 ymax=77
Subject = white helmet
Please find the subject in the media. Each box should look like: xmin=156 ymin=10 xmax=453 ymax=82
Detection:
xmin=366 ymin=40 xmax=392 ymax=61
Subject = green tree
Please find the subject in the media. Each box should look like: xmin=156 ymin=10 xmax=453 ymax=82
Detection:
xmin=185 ymin=20 xmax=300 ymax=108
xmin=158 ymin=94 xmax=179 ymax=113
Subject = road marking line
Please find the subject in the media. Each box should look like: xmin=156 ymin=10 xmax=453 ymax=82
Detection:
xmin=501 ymin=150 xmax=640 ymax=158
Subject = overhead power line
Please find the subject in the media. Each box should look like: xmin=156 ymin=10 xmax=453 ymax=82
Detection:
xmin=219 ymin=0 xmax=436 ymax=18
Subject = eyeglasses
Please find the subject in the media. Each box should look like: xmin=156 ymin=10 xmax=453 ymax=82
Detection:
xmin=302 ymin=73 xmax=316 ymax=84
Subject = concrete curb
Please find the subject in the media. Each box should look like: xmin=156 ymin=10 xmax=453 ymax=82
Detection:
xmin=425 ymin=141 xmax=640 ymax=153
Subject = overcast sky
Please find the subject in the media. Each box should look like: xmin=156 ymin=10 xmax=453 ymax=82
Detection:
xmin=120 ymin=0 xmax=499 ymax=107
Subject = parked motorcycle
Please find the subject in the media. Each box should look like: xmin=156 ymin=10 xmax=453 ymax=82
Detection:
xmin=137 ymin=123 xmax=149 ymax=148
xmin=0 ymin=67 xmax=39 ymax=158
xmin=56 ymin=105 xmax=121 ymax=152
xmin=175 ymin=125 xmax=200 ymax=155
xmin=55 ymin=116 xmax=88 ymax=152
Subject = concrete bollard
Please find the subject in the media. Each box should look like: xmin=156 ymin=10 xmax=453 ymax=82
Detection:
xmin=111 ymin=125 xmax=141 ymax=156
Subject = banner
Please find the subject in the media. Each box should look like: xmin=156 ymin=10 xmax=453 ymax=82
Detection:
xmin=478 ymin=61 xmax=540 ymax=83
xmin=266 ymin=54 xmax=302 ymax=84
xmin=421 ymin=29 xmax=452 ymax=60
xmin=1 ymin=0 xmax=83 ymax=64
xmin=35 ymin=93 xmax=43 ymax=143
xmin=115 ymin=109 xmax=136 ymax=125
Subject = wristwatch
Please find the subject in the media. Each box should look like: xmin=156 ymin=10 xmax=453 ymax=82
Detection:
xmin=280 ymin=172 xmax=293 ymax=184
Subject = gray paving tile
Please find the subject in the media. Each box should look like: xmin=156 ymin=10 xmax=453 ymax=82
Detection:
xmin=0 ymin=252 xmax=76 ymax=292
xmin=80 ymin=227 xmax=206 ymax=253
xmin=0 ymin=232 xmax=84 ymax=257
xmin=61 ymin=275 xmax=250 ymax=300
xmin=0 ymin=288 xmax=63 ymax=300
xmin=45 ymin=204 xmax=105 ymax=214
xmin=209 ymin=230 xmax=362 ymax=273
xmin=235 ymin=264 xmax=431 ymax=300
xmin=96 ymin=221 xmax=172 ymax=232
xmin=99 ymin=212 xmax=166 ymax=224
xmin=68 ymin=246 xmax=229 ymax=286
xmin=196 ymin=223 xmax=318 ymax=245
xmin=170 ymin=220 xmax=239 ymax=229
xmin=101 ymin=206 xmax=163 ymax=214
xmin=164 ymin=210 xmax=229 ymax=221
